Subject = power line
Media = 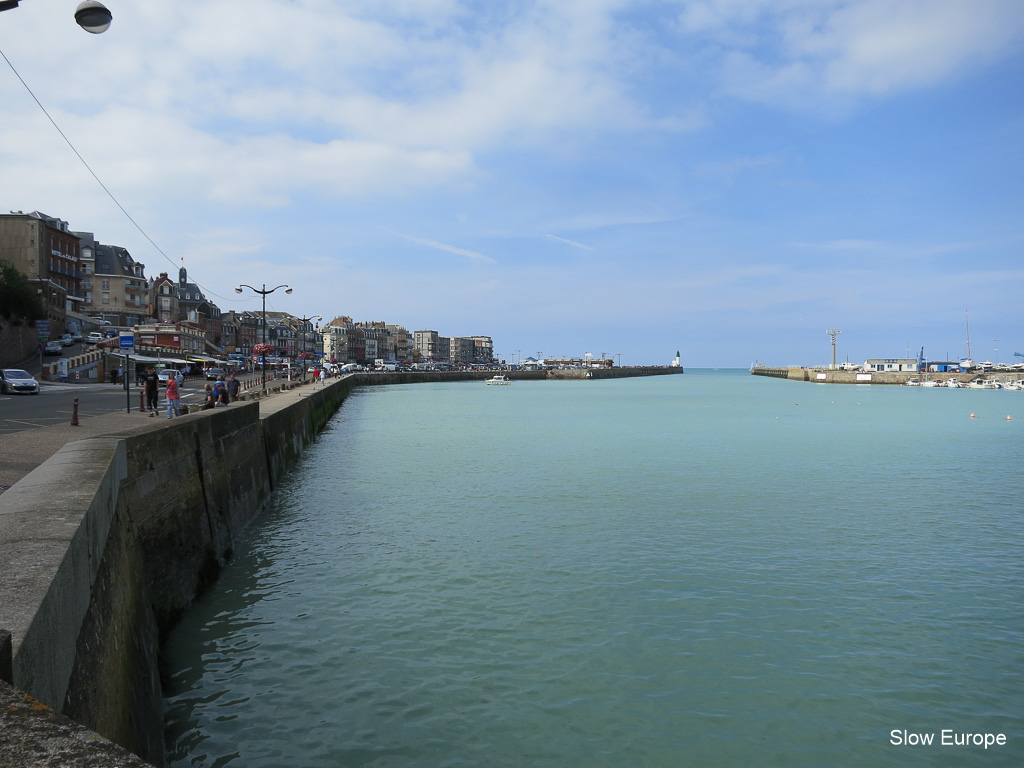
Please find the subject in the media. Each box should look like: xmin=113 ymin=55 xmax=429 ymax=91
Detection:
xmin=1 ymin=43 xmax=251 ymax=310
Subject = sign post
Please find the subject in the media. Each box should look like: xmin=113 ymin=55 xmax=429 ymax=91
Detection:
xmin=119 ymin=332 xmax=135 ymax=413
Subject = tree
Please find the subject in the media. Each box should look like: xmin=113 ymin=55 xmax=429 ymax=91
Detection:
xmin=0 ymin=261 xmax=45 ymax=322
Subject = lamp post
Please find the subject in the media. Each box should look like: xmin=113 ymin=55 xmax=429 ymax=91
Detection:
xmin=0 ymin=1 xmax=112 ymax=32
xmin=236 ymin=283 xmax=292 ymax=394
xmin=297 ymin=315 xmax=321 ymax=381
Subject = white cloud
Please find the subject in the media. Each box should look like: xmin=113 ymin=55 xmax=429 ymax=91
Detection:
xmin=545 ymin=234 xmax=596 ymax=251
xmin=678 ymin=0 xmax=1024 ymax=107
xmin=392 ymin=231 xmax=496 ymax=263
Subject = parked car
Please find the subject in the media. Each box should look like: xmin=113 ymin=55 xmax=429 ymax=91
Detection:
xmin=90 ymin=317 xmax=112 ymax=326
xmin=86 ymin=332 xmax=104 ymax=344
xmin=0 ymin=368 xmax=40 ymax=395
xmin=43 ymin=340 xmax=63 ymax=355
xmin=158 ymin=369 xmax=185 ymax=386
xmin=70 ymin=331 xmax=84 ymax=343
xmin=205 ymin=367 xmax=227 ymax=380
xmin=58 ymin=334 xmax=74 ymax=347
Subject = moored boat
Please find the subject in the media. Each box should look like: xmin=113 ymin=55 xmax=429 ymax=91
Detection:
xmin=486 ymin=375 xmax=511 ymax=386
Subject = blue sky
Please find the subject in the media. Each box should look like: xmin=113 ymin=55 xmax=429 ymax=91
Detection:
xmin=2 ymin=0 xmax=1022 ymax=367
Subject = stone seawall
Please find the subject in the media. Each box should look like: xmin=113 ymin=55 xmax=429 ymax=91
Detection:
xmin=0 ymin=378 xmax=359 ymax=766
xmin=751 ymin=366 xmax=1020 ymax=385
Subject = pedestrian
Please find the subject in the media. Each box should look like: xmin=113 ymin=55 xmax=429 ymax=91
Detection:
xmin=312 ymin=367 xmax=320 ymax=386
xmin=165 ymin=375 xmax=181 ymax=418
xmin=319 ymin=367 xmax=327 ymax=385
xmin=201 ymin=383 xmax=216 ymax=410
xmin=228 ymin=372 xmax=241 ymax=402
xmin=143 ymin=366 xmax=160 ymax=415
xmin=215 ymin=376 xmax=230 ymax=407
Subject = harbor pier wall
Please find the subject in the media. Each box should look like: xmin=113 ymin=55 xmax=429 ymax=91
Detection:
xmin=750 ymin=367 xmax=1021 ymax=386
xmin=0 ymin=378 xmax=357 ymax=765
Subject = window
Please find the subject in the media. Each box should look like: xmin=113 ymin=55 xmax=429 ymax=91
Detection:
xmin=102 ymin=292 xmax=110 ymax=305
xmin=101 ymin=279 xmax=110 ymax=290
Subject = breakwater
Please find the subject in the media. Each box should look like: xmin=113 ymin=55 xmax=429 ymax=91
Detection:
xmin=751 ymin=366 xmax=1019 ymax=386
xmin=0 ymin=366 xmax=682 ymax=767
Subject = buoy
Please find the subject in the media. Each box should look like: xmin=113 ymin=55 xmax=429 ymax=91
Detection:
xmin=1007 ymin=415 xmax=1012 ymax=421
xmin=970 ymin=413 xmax=975 ymax=419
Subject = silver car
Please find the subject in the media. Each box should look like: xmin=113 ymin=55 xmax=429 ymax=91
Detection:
xmin=0 ymin=369 xmax=40 ymax=395
xmin=158 ymin=369 xmax=185 ymax=386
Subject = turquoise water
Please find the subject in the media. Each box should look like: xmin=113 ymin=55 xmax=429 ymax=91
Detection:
xmin=163 ymin=371 xmax=1024 ymax=767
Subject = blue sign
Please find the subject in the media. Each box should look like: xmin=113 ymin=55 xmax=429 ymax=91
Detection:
xmin=119 ymin=333 xmax=135 ymax=349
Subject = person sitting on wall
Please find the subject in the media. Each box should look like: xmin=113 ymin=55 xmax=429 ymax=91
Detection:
xmin=202 ymin=383 xmax=216 ymax=410
xmin=217 ymin=378 xmax=231 ymax=409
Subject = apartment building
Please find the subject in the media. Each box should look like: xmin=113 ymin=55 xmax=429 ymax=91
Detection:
xmin=0 ymin=211 xmax=83 ymax=331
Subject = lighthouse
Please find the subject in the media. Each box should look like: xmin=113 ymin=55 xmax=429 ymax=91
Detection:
xmin=671 ymin=350 xmax=681 ymax=368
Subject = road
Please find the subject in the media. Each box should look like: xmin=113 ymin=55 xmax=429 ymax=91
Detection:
xmin=0 ymin=380 xmax=214 ymax=436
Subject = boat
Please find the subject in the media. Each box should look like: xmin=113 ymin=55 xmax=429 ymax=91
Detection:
xmin=960 ymin=311 xmax=976 ymax=371
xmin=967 ymin=378 xmax=1001 ymax=390
xmin=921 ymin=379 xmax=942 ymax=387
xmin=945 ymin=378 xmax=964 ymax=388
xmin=485 ymin=375 xmax=511 ymax=386
xmin=903 ymin=378 xmax=921 ymax=386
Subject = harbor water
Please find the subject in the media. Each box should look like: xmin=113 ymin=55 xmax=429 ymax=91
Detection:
xmin=163 ymin=370 xmax=1024 ymax=767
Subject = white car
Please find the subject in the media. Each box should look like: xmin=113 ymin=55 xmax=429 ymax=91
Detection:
xmin=0 ymin=368 xmax=40 ymax=395
xmin=158 ymin=369 xmax=185 ymax=386
xmin=86 ymin=332 xmax=104 ymax=343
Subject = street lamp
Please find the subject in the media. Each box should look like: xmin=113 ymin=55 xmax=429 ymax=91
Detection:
xmin=74 ymin=1 xmax=112 ymax=33
xmin=236 ymin=283 xmax=292 ymax=394
xmin=1 ymin=1 xmax=113 ymax=32
xmin=297 ymin=315 xmax=321 ymax=381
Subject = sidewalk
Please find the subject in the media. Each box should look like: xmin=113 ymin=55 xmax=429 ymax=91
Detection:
xmin=0 ymin=375 xmax=334 ymax=496
xmin=0 ymin=408 xmax=165 ymax=495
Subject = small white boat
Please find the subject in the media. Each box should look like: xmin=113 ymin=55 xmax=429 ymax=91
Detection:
xmin=921 ymin=380 xmax=942 ymax=387
xmin=903 ymin=378 xmax=921 ymax=386
xmin=945 ymin=378 xmax=964 ymax=388
xmin=967 ymin=378 xmax=1000 ymax=390
xmin=485 ymin=375 xmax=511 ymax=386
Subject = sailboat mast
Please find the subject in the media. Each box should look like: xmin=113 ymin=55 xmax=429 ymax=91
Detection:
xmin=966 ymin=310 xmax=972 ymax=360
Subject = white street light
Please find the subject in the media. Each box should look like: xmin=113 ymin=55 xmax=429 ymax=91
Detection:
xmin=74 ymin=1 xmax=112 ymax=33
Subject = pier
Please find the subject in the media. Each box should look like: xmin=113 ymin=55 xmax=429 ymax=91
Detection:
xmin=751 ymin=366 xmax=1020 ymax=386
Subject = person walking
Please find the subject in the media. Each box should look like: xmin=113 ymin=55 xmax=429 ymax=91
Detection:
xmin=227 ymin=372 xmax=241 ymax=402
xmin=319 ymin=367 xmax=327 ymax=385
xmin=143 ymin=366 xmax=160 ymax=415
xmin=312 ymin=367 xmax=320 ymax=387
xmin=166 ymin=375 xmax=181 ymax=419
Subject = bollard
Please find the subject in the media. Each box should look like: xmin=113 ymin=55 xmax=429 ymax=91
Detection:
xmin=71 ymin=397 xmax=80 ymax=426
xmin=139 ymin=390 xmax=146 ymax=412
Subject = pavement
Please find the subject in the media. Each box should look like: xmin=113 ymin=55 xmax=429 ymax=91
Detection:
xmin=0 ymin=374 xmax=333 ymax=496
xmin=0 ymin=403 xmax=170 ymax=495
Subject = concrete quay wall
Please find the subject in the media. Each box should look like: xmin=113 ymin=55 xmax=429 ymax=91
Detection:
xmin=0 ymin=378 xmax=357 ymax=766
xmin=751 ymin=367 xmax=1021 ymax=385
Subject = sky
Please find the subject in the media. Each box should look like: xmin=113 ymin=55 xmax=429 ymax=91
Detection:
xmin=1 ymin=0 xmax=1023 ymax=367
